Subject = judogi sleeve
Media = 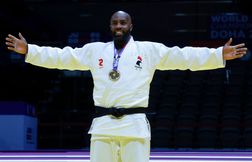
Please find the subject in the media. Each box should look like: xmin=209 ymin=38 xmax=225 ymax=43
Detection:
xmin=25 ymin=43 xmax=94 ymax=71
xmin=150 ymin=43 xmax=225 ymax=71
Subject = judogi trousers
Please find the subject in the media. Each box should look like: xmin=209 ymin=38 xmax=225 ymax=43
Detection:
xmin=90 ymin=135 xmax=150 ymax=162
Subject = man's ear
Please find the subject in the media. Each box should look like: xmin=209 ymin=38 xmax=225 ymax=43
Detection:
xmin=130 ymin=24 xmax=133 ymax=32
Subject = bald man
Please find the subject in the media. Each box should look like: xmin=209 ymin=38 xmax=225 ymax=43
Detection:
xmin=6 ymin=11 xmax=247 ymax=162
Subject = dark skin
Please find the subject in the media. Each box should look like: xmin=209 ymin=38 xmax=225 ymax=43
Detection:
xmin=110 ymin=11 xmax=133 ymax=50
xmin=5 ymin=10 xmax=247 ymax=60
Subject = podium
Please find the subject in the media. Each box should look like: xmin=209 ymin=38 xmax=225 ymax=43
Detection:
xmin=0 ymin=101 xmax=37 ymax=150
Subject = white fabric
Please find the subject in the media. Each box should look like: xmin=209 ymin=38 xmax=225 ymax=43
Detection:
xmin=90 ymin=135 xmax=150 ymax=162
xmin=26 ymin=36 xmax=225 ymax=137
xmin=26 ymin=37 xmax=224 ymax=110
xmin=89 ymin=113 xmax=151 ymax=138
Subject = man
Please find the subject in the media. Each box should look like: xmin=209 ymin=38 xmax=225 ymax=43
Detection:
xmin=5 ymin=11 xmax=247 ymax=162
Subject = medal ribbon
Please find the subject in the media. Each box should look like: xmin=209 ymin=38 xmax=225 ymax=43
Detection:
xmin=112 ymin=47 xmax=125 ymax=71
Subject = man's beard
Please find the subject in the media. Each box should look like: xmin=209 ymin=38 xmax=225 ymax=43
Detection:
xmin=112 ymin=31 xmax=131 ymax=49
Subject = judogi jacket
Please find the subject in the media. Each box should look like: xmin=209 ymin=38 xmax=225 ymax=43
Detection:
xmin=26 ymin=36 xmax=225 ymax=138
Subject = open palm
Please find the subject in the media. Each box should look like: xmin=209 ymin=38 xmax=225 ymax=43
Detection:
xmin=223 ymin=38 xmax=247 ymax=60
xmin=5 ymin=33 xmax=28 ymax=55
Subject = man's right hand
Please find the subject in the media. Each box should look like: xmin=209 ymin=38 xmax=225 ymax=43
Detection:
xmin=5 ymin=33 xmax=28 ymax=55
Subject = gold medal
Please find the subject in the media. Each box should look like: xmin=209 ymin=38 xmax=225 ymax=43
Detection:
xmin=109 ymin=70 xmax=120 ymax=81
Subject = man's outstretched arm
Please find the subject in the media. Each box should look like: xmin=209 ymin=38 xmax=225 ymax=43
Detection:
xmin=5 ymin=33 xmax=91 ymax=70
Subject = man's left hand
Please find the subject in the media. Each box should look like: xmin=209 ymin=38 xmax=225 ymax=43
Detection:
xmin=223 ymin=38 xmax=247 ymax=60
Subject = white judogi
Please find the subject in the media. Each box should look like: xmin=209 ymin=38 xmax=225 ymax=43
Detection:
xmin=26 ymin=36 xmax=224 ymax=162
